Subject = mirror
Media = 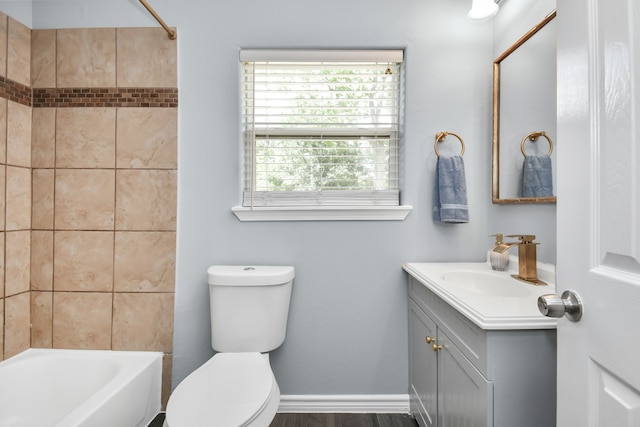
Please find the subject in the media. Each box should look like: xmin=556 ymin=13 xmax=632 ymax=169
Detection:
xmin=492 ymin=11 xmax=557 ymax=204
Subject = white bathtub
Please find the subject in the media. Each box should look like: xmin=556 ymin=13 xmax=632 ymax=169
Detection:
xmin=0 ymin=348 xmax=162 ymax=427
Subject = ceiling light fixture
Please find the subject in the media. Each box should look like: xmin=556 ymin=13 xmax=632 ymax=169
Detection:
xmin=468 ymin=0 xmax=499 ymax=21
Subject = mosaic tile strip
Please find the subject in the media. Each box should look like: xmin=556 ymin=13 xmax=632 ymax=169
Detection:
xmin=0 ymin=75 xmax=33 ymax=107
xmin=33 ymin=87 xmax=179 ymax=108
xmin=0 ymin=75 xmax=179 ymax=108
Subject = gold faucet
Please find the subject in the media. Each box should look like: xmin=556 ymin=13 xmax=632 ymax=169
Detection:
xmin=492 ymin=234 xmax=547 ymax=286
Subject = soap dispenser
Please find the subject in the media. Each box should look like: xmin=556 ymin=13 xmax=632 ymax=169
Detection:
xmin=489 ymin=234 xmax=510 ymax=271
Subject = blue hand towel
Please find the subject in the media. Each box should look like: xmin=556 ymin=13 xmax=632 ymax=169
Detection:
xmin=521 ymin=154 xmax=553 ymax=197
xmin=433 ymin=155 xmax=469 ymax=224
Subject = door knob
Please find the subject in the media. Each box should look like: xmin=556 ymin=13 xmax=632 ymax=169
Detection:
xmin=537 ymin=290 xmax=582 ymax=322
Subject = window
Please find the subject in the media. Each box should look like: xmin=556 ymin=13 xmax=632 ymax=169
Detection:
xmin=237 ymin=50 xmax=408 ymax=220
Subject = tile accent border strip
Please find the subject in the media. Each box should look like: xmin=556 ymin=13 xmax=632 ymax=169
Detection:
xmin=33 ymin=87 xmax=179 ymax=108
xmin=0 ymin=75 xmax=33 ymax=107
xmin=0 ymin=75 xmax=178 ymax=108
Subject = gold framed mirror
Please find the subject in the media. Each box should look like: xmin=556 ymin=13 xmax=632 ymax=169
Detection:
xmin=492 ymin=10 xmax=557 ymax=204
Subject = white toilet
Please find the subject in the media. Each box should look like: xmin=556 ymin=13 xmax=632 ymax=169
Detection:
xmin=164 ymin=265 xmax=294 ymax=427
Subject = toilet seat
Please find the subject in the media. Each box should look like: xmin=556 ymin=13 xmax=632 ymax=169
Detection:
xmin=165 ymin=352 xmax=277 ymax=427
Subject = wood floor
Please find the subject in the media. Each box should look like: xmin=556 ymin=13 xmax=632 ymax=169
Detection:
xmin=150 ymin=412 xmax=419 ymax=427
xmin=270 ymin=413 xmax=419 ymax=427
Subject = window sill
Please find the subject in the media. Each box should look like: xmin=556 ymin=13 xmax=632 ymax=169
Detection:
xmin=231 ymin=205 xmax=413 ymax=222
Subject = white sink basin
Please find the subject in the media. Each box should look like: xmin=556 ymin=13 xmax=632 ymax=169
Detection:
xmin=403 ymin=261 xmax=557 ymax=329
xmin=441 ymin=270 xmax=531 ymax=298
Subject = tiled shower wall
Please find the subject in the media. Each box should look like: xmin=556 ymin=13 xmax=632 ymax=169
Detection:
xmin=0 ymin=13 xmax=178 ymax=401
xmin=0 ymin=13 xmax=32 ymax=363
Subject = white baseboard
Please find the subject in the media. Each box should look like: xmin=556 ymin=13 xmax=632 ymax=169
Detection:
xmin=278 ymin=394 xmax=410 ymax=414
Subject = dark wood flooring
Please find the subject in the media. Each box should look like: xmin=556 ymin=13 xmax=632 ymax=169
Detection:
xmin=148 ymin=412 xmax=418 ymax=427
xmin=270 ymin=413 xmax=418 ymax=427
xmin=148 ymin=413 xmax=165 ymax=427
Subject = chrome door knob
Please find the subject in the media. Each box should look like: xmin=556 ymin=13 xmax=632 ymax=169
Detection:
xmin=538 ymin=294 xmax=565 ymax=317
xmin=537 ymin=290 xmax=583 ymax=322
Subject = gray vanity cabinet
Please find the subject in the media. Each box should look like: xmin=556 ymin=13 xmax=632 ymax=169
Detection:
xmin=409 ymin=300 xmax=438 ymax=427
xmin=408 ymin=276 xmax=556 ymax=427
xmin=410 ymin=300 xmax=492 ymax=427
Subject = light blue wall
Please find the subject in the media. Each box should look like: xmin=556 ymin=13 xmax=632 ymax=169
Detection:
xmin=1 ymin=0 xmax=556 ymax=395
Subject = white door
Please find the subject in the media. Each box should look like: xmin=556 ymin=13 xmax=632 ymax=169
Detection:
xmin=556 ymin=0 xmax=640 ymax=425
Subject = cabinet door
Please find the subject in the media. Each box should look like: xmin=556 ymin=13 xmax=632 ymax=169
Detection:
xmin=409 ymin=300 xmax=438 ymax=427
xmin=437 ymin=330 xmax=493 ymax=427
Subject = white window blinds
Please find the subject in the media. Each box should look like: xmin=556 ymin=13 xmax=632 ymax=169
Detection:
xmin=240 ymin=49 xmax=403 ymax=207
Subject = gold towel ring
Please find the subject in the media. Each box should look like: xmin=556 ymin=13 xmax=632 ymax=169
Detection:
xmin=434 ymin=131 xmax=465 ymax=157
xmin=521 ymin=131 xmax=553 ymax=157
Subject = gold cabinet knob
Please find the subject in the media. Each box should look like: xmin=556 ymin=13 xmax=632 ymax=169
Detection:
xmin=426 ymin=336 xmax=435 ymax=344
xmin=432 ymin=343 xmax=443 ymax=352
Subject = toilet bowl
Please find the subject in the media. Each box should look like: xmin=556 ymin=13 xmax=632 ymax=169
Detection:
xmin=164 ymin=353 xmax=279 ymax=427
xmin=164 ymin=265 xmax=294 ymax=427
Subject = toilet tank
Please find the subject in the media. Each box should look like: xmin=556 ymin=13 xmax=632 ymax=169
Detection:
xmin=207 ymin=265 xmax=294 ymax=353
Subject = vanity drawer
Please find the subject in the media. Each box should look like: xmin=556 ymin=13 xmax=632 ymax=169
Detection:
xmin=409 ymin=277 xmax=490 ymax=378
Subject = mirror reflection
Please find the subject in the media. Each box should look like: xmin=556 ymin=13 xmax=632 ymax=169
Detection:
xmin=492 ymin=11 xmax=557 ymax=203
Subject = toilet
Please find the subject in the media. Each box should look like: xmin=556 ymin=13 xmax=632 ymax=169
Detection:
xmin=164 ymin=265 xmax=295 ymax=427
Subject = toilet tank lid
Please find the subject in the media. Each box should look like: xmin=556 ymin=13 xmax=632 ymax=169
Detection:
xmin=207 ymin=265 xmax=295 ymax=286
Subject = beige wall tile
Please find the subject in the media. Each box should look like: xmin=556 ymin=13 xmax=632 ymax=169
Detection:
xmin=31 ymin=231 xmax=53 ymax=291
xmin=0 ymin=232 xmax=4 ymax=298
xmin=162 ymin=354 xmax=172 ymax=409
xmin=55 ymin=169 xmax=115 ymax=230
xmin=0 ymin=100 xmax=6 ymax=164
xmin=6 ymin=166 xmax=31 ymax=231
xmin=116 ymin=108 xmax=177 ymax=169
xmin=4 ymin=292 xmax=30 ymax=358
xmin=32 ymin=108 xmax=56 ymax=168
xmin=7 ymin=17 xmax=30 ymax=87
xmin=5 ymin=231 xmax=30 ymax=296
xmin=57 ymin=28 xmax=116 ymax=88
xmin=56 ymin=108 xmax=116 ymax=168
xmin=31 ymin=29 xmax=56 ymax=88
xmin=53 ymin=292 xmax=112 ymax=349
xmin=114 ymin=231 xmax=176 ymax=292
xmin=7 ymin=100 xmax=31 ymax=168
xmin=54 ymin=231 xmax=114 ymax=292
xmin=0 ymin=166 xmax=5 ymax=230
xmin=0 ymin=23 xmax=181 ymax=361
xmin=116 ymin=170 xmax=176 ymax=230
xmin=117 ymin=28 xmax=177 ymax=88
xmin=31 ymin=291 xmax=53 ymax=348
xmin=0 ymin=14 xmax=7 ymax=76
xmin=112 ymin=292 xmax=174 ymax=352
xmin=32 ymin=168 xmax=54 ymax=229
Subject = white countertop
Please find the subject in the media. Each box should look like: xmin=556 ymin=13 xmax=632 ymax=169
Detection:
xmin=403 ymin=257 xmax=558 ymax=330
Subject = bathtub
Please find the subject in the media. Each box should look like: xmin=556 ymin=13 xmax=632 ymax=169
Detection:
xmin=0 ymin=348 xmax=162 ymax=427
